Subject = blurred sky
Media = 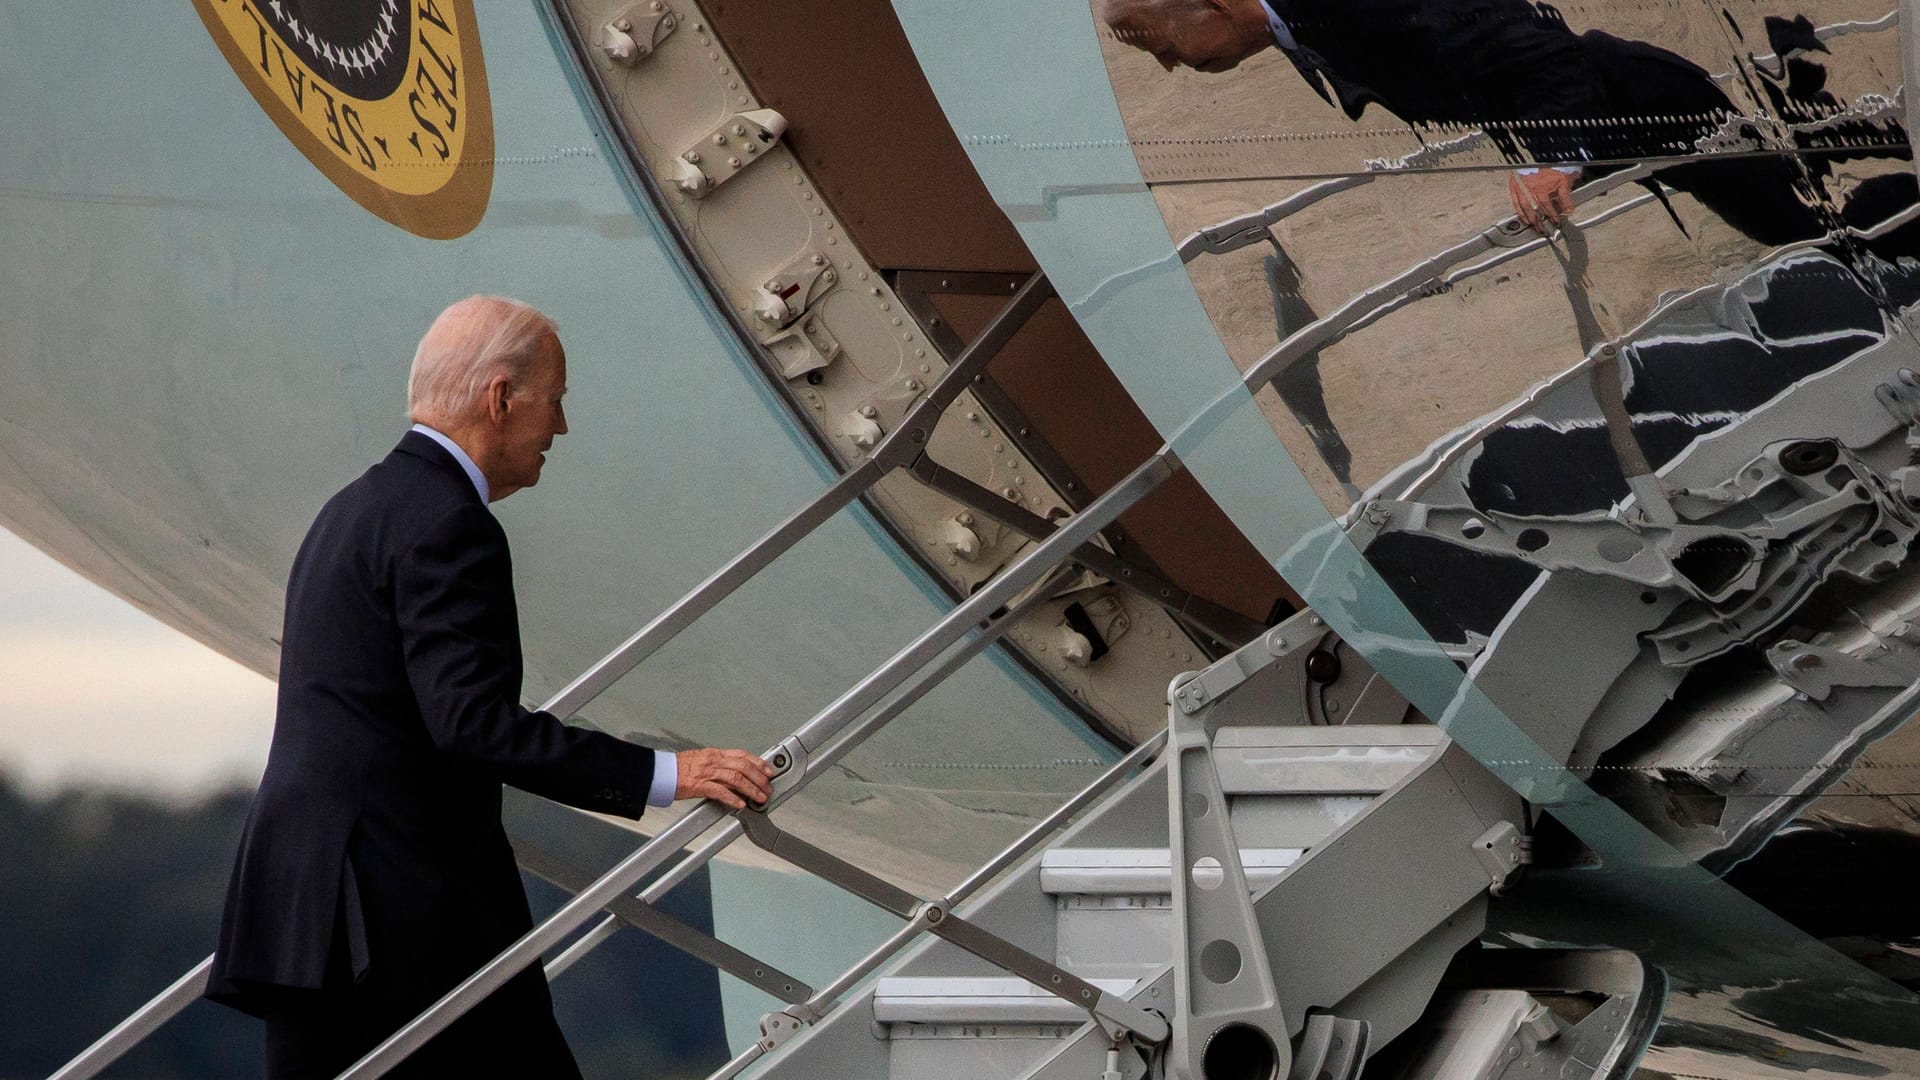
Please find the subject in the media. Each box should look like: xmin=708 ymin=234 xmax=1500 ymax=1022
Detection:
xmin=0 ymin=526 xmax=274 ymax=797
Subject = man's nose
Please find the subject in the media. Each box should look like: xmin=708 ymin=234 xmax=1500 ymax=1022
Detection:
xmin=555 ymin=405 xmax=569 ymax=436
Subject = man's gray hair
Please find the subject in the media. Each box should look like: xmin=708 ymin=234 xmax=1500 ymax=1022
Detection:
xmin=407 ymin=295 xmax=559 ymax=424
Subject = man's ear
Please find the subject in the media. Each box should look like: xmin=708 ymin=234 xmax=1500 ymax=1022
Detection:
xmin=483 ymin=373 xmax=515 ymax=424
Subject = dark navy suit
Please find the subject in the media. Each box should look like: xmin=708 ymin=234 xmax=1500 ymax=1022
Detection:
xmin=208 ymin=430 xmax=660 ymax=1077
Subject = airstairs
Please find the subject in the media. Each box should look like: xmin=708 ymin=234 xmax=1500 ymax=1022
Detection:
xmin=745 ymin=711 xmax=1659 ymax=1080
xmin=46 ymin=271 xmax=1670 ymax=1080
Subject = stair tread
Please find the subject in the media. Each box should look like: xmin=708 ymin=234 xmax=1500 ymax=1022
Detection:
xmin=876 ymin=976 xmax=1140 ymax=997
xmin=1213 ymin=739 xmax=1437 ymax=794
xmin=1041 ymin=847 xmax=1304 ymax=867
xmin=874 ymin=977 xmax=1141 ymax=1026
xmin=1214 ymin=724 xmax=1445 ymax=748
xmin=1040 ymin=847 xmax=1305 ymax=895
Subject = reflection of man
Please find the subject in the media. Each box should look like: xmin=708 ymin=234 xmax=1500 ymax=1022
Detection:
xmin=1101 ymin=0 xmax=1828 ymax=243
xmin=207 ymin=296 xmax=774 ymax=1078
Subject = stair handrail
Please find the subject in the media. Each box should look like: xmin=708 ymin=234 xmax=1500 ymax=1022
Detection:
xmin=544 ymin=555 xmax=1088 ymax=984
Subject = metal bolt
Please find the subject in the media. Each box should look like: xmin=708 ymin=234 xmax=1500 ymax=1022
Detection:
xmin=905 ymin=379 xmax=920 ymax=391
xmin=649 ymin=1 xmax=663 ymax=10
xmin=772 ymin=752 xmax=789 ymax=769
xmin=713 ymin=133 xmax=727 ymax=146
xmin=733 ymin=124 xmax=747 ymax=136
xmin=859 ymin=405 xmax=877 ymax=418
xmin=812 ymin=255 xmax=825 ymax=265
xmin=614 ymin=17 xmax=632 ymax=30
xmin=727 ymin=157 xmax=741 ymax=168
xmin=684 ymin=151 xmax=701 ymax=163
xmin=957 ymin=512 xmax=974 ymax=526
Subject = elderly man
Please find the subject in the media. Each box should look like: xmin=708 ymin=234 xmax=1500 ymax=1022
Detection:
xmin=1100 ymin=0 xmax=1828 ymax=243
xmin=207 ymin=296 xmax=773 ymax=1078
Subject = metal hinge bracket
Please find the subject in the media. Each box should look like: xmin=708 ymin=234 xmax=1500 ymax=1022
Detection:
xmin=671 ymin=109 xmax=788 ymax=197
xmin=753 ymin=249 xmax=838 ymax=329
xmin=597 ymin=2 xmax=677 ymax=65
xmin=1473 ymin=821 xmax=1531 ymax=896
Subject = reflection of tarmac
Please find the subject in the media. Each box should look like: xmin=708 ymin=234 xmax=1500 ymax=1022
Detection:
xmin=1155 ymin=167 xmax=1783 ymax=511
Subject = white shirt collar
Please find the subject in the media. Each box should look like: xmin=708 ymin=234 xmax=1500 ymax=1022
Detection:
xmin=1257 ymin=0 xmax=1298 ymax=50
xmin=410 ymin=423 xmax=490 ymax=504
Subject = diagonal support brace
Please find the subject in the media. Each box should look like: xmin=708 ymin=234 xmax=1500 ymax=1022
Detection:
xmin=1166 ymin=684 xmax=1292 ymax=1080
xmin=509 ymin=837 xmax=813 ymax=1004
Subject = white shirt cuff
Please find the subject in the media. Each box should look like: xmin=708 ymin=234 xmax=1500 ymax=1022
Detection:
xmin=1515 ymin=165 xmax=1583 ymax=176
xmin=647 ymin=751 xmax=678 ymax=807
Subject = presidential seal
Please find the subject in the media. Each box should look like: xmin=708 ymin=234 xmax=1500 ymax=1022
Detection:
xmin=193 ymin=0 xmax=494 ymax=238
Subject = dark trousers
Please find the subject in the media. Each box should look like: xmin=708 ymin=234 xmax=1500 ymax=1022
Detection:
xmin=262 ymin=962 xmax=580 ymax=1080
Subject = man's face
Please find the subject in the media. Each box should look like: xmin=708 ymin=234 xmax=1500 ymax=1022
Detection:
xmin=493 ymin=334 xmax=569 ymax=497
xmin=1103 ymin=0 xmax=1264 ymax=73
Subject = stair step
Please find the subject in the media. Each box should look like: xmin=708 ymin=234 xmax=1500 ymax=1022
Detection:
xmin=1040 ymin=847 xmax=1304 ymax=895
xmin=873 ymin=977 xmax=1140 ymax=1026
xmin=1213 ymin=726 xmax=1443 ymax=795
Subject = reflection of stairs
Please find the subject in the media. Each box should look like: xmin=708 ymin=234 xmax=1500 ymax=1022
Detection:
xmin=755 ymin=719 xmax=1659 ymax=1080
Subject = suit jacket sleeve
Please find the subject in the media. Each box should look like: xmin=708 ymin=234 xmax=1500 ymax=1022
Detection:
xmin=395 ymin=500 xmax=660 ymax=818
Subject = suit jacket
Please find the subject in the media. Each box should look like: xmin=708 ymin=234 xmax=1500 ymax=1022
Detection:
xmin=208 ymin=431 xmax=660 ymax=1015
xmin=1268 ymin=0 xmax=1827 ymax=244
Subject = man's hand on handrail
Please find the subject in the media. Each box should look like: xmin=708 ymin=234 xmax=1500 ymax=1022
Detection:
xmin=676 ymin=747 xmax=776 ymax=809
xmin=1508 ymin=166 xmax=1580 ymax=235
